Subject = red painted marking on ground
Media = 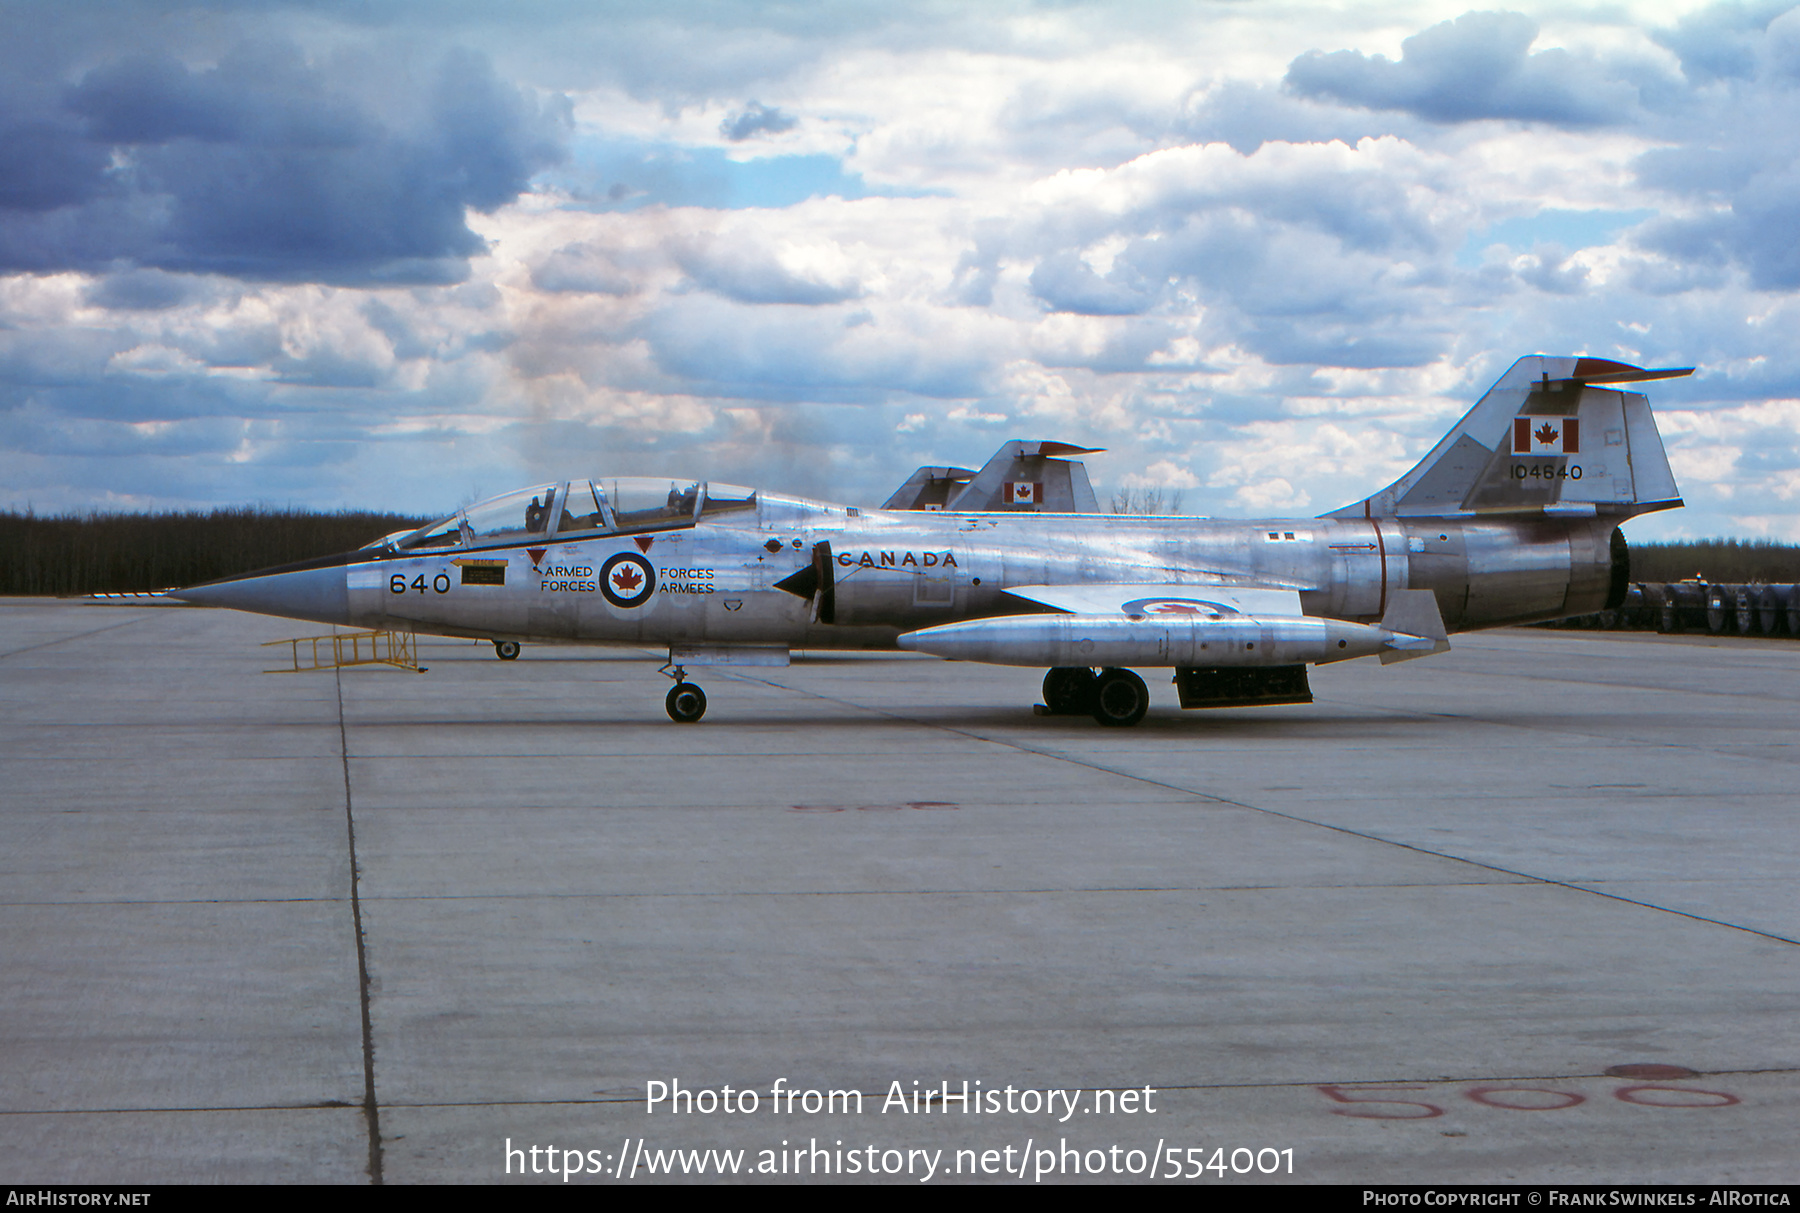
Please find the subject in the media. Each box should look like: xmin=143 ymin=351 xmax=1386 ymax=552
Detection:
xmin=1466 ymin=1086 xmax=1585 ymax=1110
xmin=1604 ymin=1063 xmax=1698 ymax=1080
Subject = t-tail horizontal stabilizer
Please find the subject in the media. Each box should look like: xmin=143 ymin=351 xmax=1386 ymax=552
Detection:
xmin=1331 ymin=356 xmax=1691 ymax=521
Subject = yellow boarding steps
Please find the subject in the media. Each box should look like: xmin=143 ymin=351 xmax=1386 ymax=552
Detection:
xmin=262 ymin=629 xmax=423 ymax=673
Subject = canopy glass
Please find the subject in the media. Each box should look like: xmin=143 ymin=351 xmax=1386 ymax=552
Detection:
xmin=394 ymin=479 xmax=757 ymax=551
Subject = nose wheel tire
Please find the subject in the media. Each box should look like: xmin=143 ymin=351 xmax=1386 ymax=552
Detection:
xmin=1092 ymin=668 xmax=1149 ymax=727
xmin=492 ymin=640 xmax=521 ymax=660
xmin=665 ymin=683 xmax=708 ymax=723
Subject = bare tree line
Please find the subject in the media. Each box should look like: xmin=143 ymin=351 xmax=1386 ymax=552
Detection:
xmin=1109 ymin=487 xmax=1187 ymax=515
xmin=0 ymin=508 xmax=427 ymax=596
xmin=1625 ymin=538 xmax=1800 ymax=585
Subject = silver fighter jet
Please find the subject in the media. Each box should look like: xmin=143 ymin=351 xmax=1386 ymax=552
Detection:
xmin=172 ymin=355 xmax=1691 ymax=725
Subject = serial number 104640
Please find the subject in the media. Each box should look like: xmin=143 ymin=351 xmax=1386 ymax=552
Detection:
xmin=1512 ymin=463 xmax=1583 ymax=480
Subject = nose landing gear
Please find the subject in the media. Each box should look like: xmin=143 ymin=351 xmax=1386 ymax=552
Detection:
xmin=492 ymin=639 xmax=521 ymax=660
xmin=659 ymin=661 xmax=707 ymax=722
xmin=665 ymin=682 xmax=707 ymax=723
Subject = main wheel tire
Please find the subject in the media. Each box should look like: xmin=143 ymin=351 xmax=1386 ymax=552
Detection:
xmin=1042 ymin=666 xmax=1098 ymax=714
xmin=1092 ymin=667 xmax=1149 ymax=727
xmin=493 ymin=640 xmax=521 ymax=660
xmin=665 ymin=683 xmax=708 ymax=723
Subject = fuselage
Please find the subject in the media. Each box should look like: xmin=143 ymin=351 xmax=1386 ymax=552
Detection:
xmin=313 ymin=492 xmax=1622 ymax=648
xmin=166 ymin=354 xmax=1683 ymax=725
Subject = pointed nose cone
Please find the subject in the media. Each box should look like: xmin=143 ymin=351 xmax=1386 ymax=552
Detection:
xmin=170 ymin=564 xmax=351 ymax=627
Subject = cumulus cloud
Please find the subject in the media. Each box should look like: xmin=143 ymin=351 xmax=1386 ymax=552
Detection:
xmin=3 ymin=2 xmax=1800 ymax=538
xmin=0 ymin=40 xmax=570 ymax=286
xmin=1769 ymin=6 xmax=1800 ymax=78
xmin=83 ymin=269 xmax=202 ymax=312
xmin=1001 ymin=141 xmax=1462 ymax=367
xmin=1511 ymin=245 xmax=1592 ymax=295
xmin=0 ymin=121 xmax=113 ymax=212
xmin=1029 ymin=251 xmax=1157 ymax=315
xmin=1624 ymin=8 xmax=1800 ymax=294
xmin=531 ymin=244 xmax=639 ymax=295
xmin=1177 ymin=80 xmax=1419 ymax=155
xmin=1632 ymin=133 xmax=1800 ymax=290
xmin=720 ymin=101 xmax=798 ymax=141
xmin=1650 ymin=0 xmax=1796 ymax=83
xmin=674 ymin=236 xmax=864 ymax=306
xmin=1285 ymin=11 xmax=1654 ymax=127
xmin=640 ymin=294 xmax=988 ymax=403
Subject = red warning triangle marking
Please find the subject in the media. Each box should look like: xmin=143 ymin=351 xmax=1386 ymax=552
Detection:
xmin=635 ymin=536 xmax=654 ymax=552
xmin=527 ymin=547 xmax=547 ymax=567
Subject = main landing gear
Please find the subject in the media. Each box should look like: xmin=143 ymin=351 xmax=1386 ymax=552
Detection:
xmin=492 ymin=639 xmax=521 ymax=660
xmin=1038 ymin=666 xmax=1150 ymax=727
xmin=660 ymin=662 xmax=707 ymax=723
xmin=1041 ymin=666 xmax=1097 ymax=714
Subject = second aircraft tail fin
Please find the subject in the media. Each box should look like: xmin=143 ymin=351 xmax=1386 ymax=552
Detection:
xmin=884 ymin=440 xmax=1103 ymax=512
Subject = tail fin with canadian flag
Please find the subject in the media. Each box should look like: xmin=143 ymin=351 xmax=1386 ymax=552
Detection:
xmin=884 ymin=440 xmax=1103 ymax=513
xmin=1328 ymin=356 xmax=1691 ymax=521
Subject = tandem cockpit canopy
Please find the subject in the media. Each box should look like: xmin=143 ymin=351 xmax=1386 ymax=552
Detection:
xmin=390 ymin=478 xmax=758 ymax=552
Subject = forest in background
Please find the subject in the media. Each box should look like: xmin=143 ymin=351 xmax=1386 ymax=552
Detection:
xmin=1622 ymin=538 xmax=1800 ymax=584
xmin=0 ymin=508 xmax=1796 ymax=596
xmin=0 ymin=508 xmax=427 ymax=596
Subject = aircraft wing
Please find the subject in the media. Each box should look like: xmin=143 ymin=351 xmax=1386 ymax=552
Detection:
xmin=1005 ymin=583 xmax=1307 ymax=617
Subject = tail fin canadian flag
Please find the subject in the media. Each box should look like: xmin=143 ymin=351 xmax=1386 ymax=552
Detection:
xmin=1513 ymin=417 xmax=1578 ymax=455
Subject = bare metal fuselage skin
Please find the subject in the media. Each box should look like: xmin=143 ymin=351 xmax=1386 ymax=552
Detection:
xmin=174 ymin=354 xmax=1686 ymax=719
xmin=346 ymin=503 xmax=1616 ymax=648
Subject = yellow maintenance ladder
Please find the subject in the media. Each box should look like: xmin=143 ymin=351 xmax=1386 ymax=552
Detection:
xmin=262 ymin=629 xmax=423 ymax=673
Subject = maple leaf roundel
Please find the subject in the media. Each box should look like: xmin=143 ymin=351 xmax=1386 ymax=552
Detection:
xmin=600 ymin=553 xmax=657 ymax=608
xmin=1120 ymin=596 xmax=1239 ymax=619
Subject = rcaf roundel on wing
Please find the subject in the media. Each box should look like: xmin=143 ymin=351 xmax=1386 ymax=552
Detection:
xmin=1513 ymin=416 xmax=1579 ymax=455
xmin=1119 ymin=596 xmax=1240 ymax=619
xmin=1004 ymin=481 xmax=1041 ymax=505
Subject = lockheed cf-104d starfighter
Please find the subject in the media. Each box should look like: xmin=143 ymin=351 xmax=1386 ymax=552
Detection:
xmin=172 ymin=355 xmax=1692 ymax=725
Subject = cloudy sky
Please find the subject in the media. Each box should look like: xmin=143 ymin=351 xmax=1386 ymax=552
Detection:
xmin=4 ymin=0 xmax=1799 ymax=540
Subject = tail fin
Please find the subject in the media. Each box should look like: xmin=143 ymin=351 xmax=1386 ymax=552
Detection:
xmin=1329 ymin=356 xmax=1690 ymax=520
xmin=884 ymin=440 xmax=1103 ymax=512
xmin=882 ymin=464 xmax=976 ymax=511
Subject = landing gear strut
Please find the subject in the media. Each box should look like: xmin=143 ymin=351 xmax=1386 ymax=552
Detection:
xmin=492 ymin=639 xmax=521 ymax=660
xmin=659 ymin=661 xmax=707 ymax=723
